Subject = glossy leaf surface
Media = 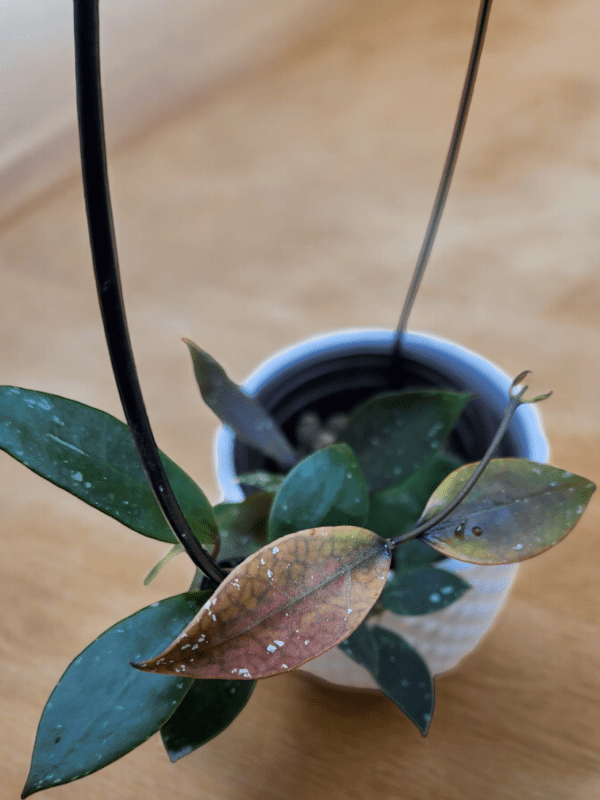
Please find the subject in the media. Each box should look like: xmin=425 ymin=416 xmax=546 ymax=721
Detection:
xmin=396 ymin=539 xmax=444 ymax=571
xmin=420 ymin=459 xmax=596 ymax=564
xmin=380 ymin=567 xmax=470 ymax=615
xmin=184 ymin=340 xmax=296 ymax=469
xmin=338 ymin=623 xmax=379 ymax=676
xmin=366 ymin=451 xmax=462 ymax=538
xmin=339 ymin=625 xmax=434 ymax=735
xmin=268 ymin=444 xmax=370 ymax=542
xmin=0 ymin=387 xmax=218 ymax=547
xmin=366 ymin=484 xmax=421 ymax=540
xmin=22 ymin=592 xmax=209 ymax=797
xmin=341 ymin=390 xmax=471 ymax=492
xmin=237 ymin=471 xmax=285 ymax=494
xmin=401 ymin=450 xmax=464 ymax=506
xmin=213 ymin=491 xmax=272 ymax=563
xmin=393 ymin=538 xmax=444 ymax=570
xmin=160 ymin=678 xmax=256 ymax=762
xmin=133 ymin=526 xmax=391 ymax=680
xmin=371 ymin=626 xmax=434 ymax=735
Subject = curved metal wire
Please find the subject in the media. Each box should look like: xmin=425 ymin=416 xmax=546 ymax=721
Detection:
xmin=394 ymin=0 xmax=494 ymax=348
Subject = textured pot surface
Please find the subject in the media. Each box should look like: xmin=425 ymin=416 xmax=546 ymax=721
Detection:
xmin=215 ymin=329 xmax=549 ymax=686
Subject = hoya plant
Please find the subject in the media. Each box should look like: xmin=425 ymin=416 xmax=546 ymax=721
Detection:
xmin=6 ymin=344 xmax=595 ymax=797
xmin=6 ymin=0 xmax=595 ymax=796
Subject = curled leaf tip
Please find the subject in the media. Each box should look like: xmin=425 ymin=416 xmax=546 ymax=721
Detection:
xmin=509 ymin=371 xmax=552 ymax=405
xmin=510 ymin=370 xmax=531 ymax=393
xmin=522 ymin=390 xmax=553 ymax=405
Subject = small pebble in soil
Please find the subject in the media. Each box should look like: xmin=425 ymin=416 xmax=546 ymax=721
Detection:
xmin=324 ymin=413 xmax=350 ymax=436
xmin=295 ymin=411 xmax=322 ymax=450
xmin=295 ymin=410 xmax=350 ymax=453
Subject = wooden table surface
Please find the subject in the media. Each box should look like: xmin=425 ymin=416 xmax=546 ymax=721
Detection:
xmin=2 ymin=0 xmax=600 ymax=797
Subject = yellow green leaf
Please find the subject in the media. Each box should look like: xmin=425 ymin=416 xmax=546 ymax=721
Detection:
xmin=420 ymin=459 xmax=595 ymax=564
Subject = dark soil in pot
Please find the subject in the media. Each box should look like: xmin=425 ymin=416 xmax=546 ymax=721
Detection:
xmin=232 ymin=348 xmax=520 ymax=480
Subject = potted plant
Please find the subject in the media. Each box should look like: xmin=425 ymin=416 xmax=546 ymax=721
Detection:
xmin=213 ymin=327 xmax=551 ymax=686
xmin=3 ymin=0 xmax=594 ymax=796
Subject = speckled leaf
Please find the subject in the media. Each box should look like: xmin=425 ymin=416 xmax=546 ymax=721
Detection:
xmin=338 ymin=623 xmax=379 ymax=676
xmin=237 ymin=471 xmax=285 ymax=494
xmin=213 ymin=491 xmax=273 ymax=563
xmin=184 ymin=340 xmax=296 ymax=469
xmin=366 ymin=484 xmax=422 ymax=540
xmin=341 ymin=391 xmax=471 ymax=492
xmin=371 ymin=626 xmax=434 ymax=735
xmin=22 ymin=592 xmax=210 ymax=798
xmin=0 ymin=387 xmax=218 ymax=547
xmin=268 ymin=444 xmax=370 ymax=542
xmin=380 ymin=567 xmax=470 ymax=615
xmin=160 ymin=678 xmax=256 ymax=762
xmin=132 ymin=526 xmax=391 ymax=680
xmin=420 ymin=459 xmax=596 ymax=564
xmin=366 ymin=451 xmax=463 ymax=539
xmin=391 ymin=450 xmax=464 ymax=522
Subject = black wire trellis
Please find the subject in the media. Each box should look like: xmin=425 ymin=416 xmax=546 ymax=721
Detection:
xmin=73 ymin=0 xmax=225 ymax=584
xmin=72 ymin=0 xmax=493 ymax=582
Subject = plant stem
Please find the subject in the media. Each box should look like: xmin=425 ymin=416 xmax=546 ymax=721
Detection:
xmin=388 ymin=375 xmax=532 ymax=549
xmin=394 ymin=0 xmax=494 ymax=343
xmin=73 ymin=0 xmax=225 ymax=584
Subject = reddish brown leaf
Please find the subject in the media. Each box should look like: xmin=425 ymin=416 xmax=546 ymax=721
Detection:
xmin=132 ymin=526 xmax=391 ymax=680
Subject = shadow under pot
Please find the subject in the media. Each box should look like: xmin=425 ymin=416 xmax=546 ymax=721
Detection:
xmin=214 ymin=329 xmax=549 ymax=688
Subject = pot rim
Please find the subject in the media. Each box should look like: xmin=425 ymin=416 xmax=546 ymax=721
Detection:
xmin=215 ymin=328 xmax=549 ymax=502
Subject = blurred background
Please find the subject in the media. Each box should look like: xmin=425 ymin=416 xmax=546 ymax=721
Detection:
xmin=2 ymin=1 xmax=600 ymax=798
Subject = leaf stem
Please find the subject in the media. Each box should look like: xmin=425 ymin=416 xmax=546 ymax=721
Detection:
xmin=73 ymin=0 xmax=225 ymax=584
xmin=394 ymin=0 xmax=494 ymax=342
xmin=388 ymin=374 xmax=546 ymax=549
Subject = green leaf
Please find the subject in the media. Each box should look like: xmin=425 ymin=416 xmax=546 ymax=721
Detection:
xmin=341 ymin=390 xmax=471 ymax=492
xmin=367 ymin=453 xmax=462 ymax=566
xmin=420 ymin=459 xmax=596 ymax=564
xmin=22 ymin=592 xmax=210 ymax=798
xmin=366 ymin=485 xmax=422 ymax=539
xmin=144 ymin=544 xmax=185 ymax=586
xmin=268 ymin=443 xmax=370 ymax=542
xmin=132 ymin=526 xmax=391 ymax=680
xmin=397 ymin=451 xmax=464 ymax=513
xmin=0 ymin=387 xmax=218 ymax=547
xmin=338 ymin=623 xmax=380 ymax=676
xmin=371 ymin=626 xmax=434 ymax=736
xmin=366 ymin=451 xmax=463 ymax=539
xmin=237 ymin=471 xmax=285 ymax=494
xmin=380 ymin=567 xmax=470 ymax=615
xmin=338 ymin=625 xmax=435 ymax=735
xmin=213 ymin=491 xmax=273 ymax=562
xmin=184 ymin=340 xmax=296 ymax=469
xmin=394 ymin=538 xmax=444 ymax=570
xmin=160 ymin=678 xmax=256 ymax=762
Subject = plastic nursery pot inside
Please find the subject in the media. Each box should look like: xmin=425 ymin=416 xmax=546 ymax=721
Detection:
xmin=215 ymin=329 xmax=549 ymax=688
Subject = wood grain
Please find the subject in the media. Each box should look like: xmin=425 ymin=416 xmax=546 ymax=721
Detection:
xmin=2 ymin=0 xmax=600 ymax=797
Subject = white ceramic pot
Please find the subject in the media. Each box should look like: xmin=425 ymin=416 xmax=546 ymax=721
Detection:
xmin=214 ymin=329 xmax=549 ymax=688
